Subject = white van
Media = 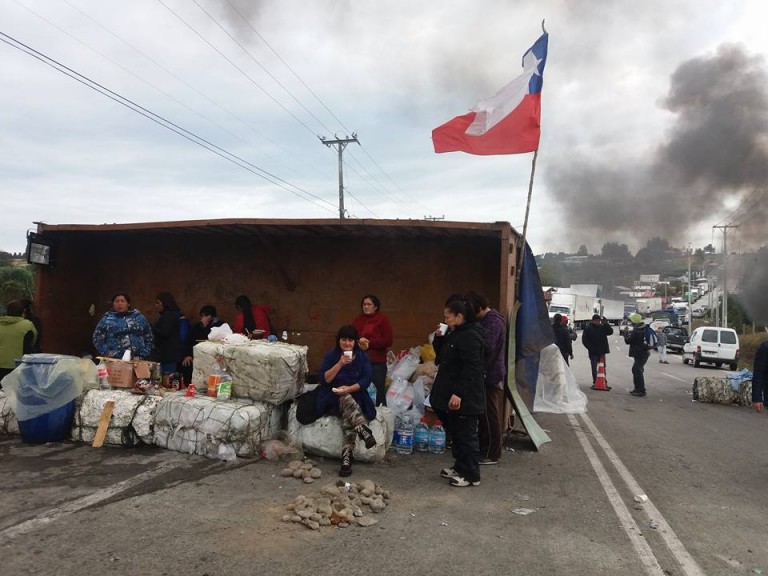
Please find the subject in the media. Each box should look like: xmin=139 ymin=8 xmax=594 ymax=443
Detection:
xmin=682 ymin=327 xmax=740 ymax=370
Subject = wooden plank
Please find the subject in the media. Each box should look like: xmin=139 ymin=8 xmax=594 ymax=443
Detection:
xmin=91 ymin=401 xmax=115 ymax=448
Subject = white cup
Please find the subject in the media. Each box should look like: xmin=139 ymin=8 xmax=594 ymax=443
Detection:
xmin=438 ymin=323 xmax=448 ymax=336
xmin=343 ymin=350 xmax=353 ymax=358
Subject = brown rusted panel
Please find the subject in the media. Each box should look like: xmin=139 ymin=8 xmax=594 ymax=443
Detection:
xmin=34 ymin=220 xmax=519 ymax=372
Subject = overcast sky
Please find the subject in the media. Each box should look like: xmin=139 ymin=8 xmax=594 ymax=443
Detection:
xmin=2 ymin=0 xmax=767 ymax=256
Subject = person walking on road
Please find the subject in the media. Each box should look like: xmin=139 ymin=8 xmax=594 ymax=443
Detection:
xmin=552 ymin=313 xmax=574 ymax=365
xmin=752 ymin=339 xmax=768 ymax=413
xmin=656 ymin=327 xmax=669 ymax=364
xmin=582 ymin=314 xmax=614 ymax=386
xmin=625 ymin=313 xmax=653 ymax=397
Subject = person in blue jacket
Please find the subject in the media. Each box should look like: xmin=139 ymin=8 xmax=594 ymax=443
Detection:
xmin=92 ymin=292 xmax=153 ymax=360
xmin=318 ymin=325 xmax=377 ymax=477
xmin=752 ymin=339 xmax=768 ymax=413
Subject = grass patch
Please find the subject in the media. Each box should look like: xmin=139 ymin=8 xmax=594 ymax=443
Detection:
xmin=738 ymin=332 xmax=768 ymax=369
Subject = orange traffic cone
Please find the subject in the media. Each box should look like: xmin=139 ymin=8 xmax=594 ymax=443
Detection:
xmin=591 ymin=356 xmax=611 ymax=391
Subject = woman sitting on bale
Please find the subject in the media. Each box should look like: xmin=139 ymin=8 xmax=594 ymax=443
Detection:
xmin=317 ymin=324 xmax=377 ymax=477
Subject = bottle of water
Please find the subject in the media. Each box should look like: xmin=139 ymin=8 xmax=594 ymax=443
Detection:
xmin=390 ymin=413 xmax=401 ymax=452
xmin=429 ymin=420 xmax=446 ymax=454
xmin=414 ymin=417 xmax=430 ymax=452
xmin=396 ymin=413 xmax=414 ymax=455
xmin=97 ymin=361 xmax=110 ymax=390
xmin=367 ymin=383 xmax=377 ymax=405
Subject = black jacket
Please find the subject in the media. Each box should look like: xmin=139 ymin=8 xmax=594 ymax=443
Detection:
xmin=152 ymin=310 xmax=185 ymax=364
xmin=552 ymin=322 xmax=573 ymax=359
xmin=582 ymin=321 xmax=614 ymax=356
xmin=431 ymin=321 xmax=486 ymax=415
xmin=625 ymin=325 xmax=651 ymax=359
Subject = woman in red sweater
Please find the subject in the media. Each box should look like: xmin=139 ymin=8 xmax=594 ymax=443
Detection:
xmin=352 ymin=294 xmax=393 ymax=406
xmin=232 ymin=295 xmax=272 ymax=338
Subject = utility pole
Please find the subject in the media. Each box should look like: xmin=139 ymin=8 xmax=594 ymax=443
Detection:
xmin=319 ymin=134 xmax=359 ymax=219
xmin=713 ymin=224 xmax=739 ymax=328
xmin=687 ymin=244 xmax=692 ymax=335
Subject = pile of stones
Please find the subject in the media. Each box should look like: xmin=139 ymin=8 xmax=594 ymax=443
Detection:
xmin=282 ymin=479 xmax=391 ymax=530
xmin=279 ymin=459 xmax=323 ymax=483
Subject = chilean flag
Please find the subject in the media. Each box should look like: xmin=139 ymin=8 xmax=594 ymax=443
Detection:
xmin=432 ymin=33 xmax=548 ymax=155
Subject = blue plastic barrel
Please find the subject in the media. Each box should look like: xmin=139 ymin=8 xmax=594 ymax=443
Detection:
xmin=18 ymin=401 xmax=75 ymax=443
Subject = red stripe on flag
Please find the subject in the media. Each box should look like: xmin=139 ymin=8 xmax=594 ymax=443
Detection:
xmin=432 ymin=93 xmax=541 ymax=155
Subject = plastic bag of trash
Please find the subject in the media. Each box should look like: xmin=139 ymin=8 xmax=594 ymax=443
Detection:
xmin=208 ymin=323 xmax=233 ymax=341
xmin=386 ymin=378 xmax=414 ymax=413
xmin=262 ymin=435 xmax=301 ymax=461
xmin=389 ymin=347 xmax=421 ymax=382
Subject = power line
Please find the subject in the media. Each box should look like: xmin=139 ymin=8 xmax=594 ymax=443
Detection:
xmin=190 ymin=0 xmax=335 ymax=135
xmin=222 ymin=0 xmax=351 ymax=133
xmin=0 ymin=30 xmax=338 ymax=214
xmin=156 ymin=0 xmax=319 ymax=137
xmin=219 ymin=0 xmax=433 ymax=215
xmin=57 ymin=0 xmax=325 ymax=181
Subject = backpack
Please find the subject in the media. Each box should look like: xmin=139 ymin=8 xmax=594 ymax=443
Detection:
xmin=179 ymin=314 xmax=190 ymax=343
xmin=644 ymin=325 xmax=658 ymax=349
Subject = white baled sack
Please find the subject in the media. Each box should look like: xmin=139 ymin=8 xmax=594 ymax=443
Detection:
xmin=286 ymin=404 xmax=394 ymax=462
xmin=153 ymin=393 xmax=282 ymax=459
xmin=192 ymin=341 xmax=307 ymax=405
xmin=71 ymin=389 xmax=162 ymax=446
xmin=0 ymin=391 xmax=19 ymax=436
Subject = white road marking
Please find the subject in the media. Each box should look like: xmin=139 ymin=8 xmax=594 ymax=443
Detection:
xmin=567 ymin=414 xmax=666 ymax=576
xmin=657 ymin=370 xmax=689 ymax=383
xmin=578 ymin=413 xmax=706 ymax=576
xmin=0 ymin=460 xmax=182 ymax=540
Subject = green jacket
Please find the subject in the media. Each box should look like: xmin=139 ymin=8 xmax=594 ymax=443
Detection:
xmin=0 ymin=316 xmax=38 ymax=370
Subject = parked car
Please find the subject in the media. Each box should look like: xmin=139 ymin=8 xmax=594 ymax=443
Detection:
xmin=682 ymin=326 xmax=740 ymax=370
xmin=663 ymin=325 xmax=689 ymax=353
xmin=691 ymin=308 xmax=706 ymax=318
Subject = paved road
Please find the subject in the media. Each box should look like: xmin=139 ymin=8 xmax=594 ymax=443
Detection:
xmin=1 ymin=337 xmax=766 ymax=576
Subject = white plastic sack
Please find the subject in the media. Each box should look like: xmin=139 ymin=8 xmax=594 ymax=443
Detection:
xmin=208 ymin=323 xmax=233 ymax=341
xmin=0 ymin=391 xmax=19 ymax=436
xmin=389 ymin=347 xmax=421 ymax=382
xmin=533 ymin=344 xmax=588 ymax=414
xmin=385 ymin=377 xmax=414 ymax=413
xmin=192 ymin=340 xmax=307 ymax=405
xmin=286 ymin=404 xmax=394 ymax=463
xmin=153 ymin=393 xmax=282 ymax=459
xmin=71 ymin=389 xmax=162 ymax=446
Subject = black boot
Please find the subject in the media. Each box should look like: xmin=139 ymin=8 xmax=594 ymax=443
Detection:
xmin=339 ymin=447 xmax=352 ymax=477
xmin=355 ymin=424 xmax=376 ymax=449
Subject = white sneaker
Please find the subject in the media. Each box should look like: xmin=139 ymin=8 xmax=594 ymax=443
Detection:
xmin=450 ymin=476 xmax=480 ymax=487
xmin=440 ymin=467 xmax=459 ymax=479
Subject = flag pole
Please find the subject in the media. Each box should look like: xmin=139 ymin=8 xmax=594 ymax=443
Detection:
xmin=516 ymin=149 xmax=539 ymax=283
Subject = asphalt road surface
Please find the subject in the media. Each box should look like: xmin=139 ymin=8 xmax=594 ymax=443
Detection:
xmin=1 ymin=334 xmax=766 ymax=576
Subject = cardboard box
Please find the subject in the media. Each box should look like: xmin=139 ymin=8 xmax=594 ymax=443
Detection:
xmin=101 ymin=359 xmax=157 ymax=388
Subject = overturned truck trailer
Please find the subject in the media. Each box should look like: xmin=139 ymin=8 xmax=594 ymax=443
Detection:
xmin=30 ymin=219 xmax=520 ymax=372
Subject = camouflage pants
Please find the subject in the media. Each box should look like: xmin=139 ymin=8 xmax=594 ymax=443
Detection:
xmin=339 ymin=394 xmax=367 ymax=451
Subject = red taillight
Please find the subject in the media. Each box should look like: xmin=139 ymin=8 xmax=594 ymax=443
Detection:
xmin=736 ymin=349 xmax=740 ymax=358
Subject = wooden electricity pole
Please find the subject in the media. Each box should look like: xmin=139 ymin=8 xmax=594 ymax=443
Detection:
xmin=319 ymin=134 xmax=359 ymax=219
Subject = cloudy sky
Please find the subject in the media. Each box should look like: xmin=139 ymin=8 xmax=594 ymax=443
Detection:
xmin=2 ymin=0 xmax=767 ymax=256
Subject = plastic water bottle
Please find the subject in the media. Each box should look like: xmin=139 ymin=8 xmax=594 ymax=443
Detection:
xmin=367 ymin=383 xmax=377 ymax=405
xmin=396 ymin=413 xmax=414 ymax=455
xmin=428 ymin=420 xmax=446 ymax=454
xmin=414 ymin=417 xmax=430 ymax=452
xmin=96 ymin=361 xmax=110 ymax=390
xmin=390 ymin=413 xmax=401 ymax=452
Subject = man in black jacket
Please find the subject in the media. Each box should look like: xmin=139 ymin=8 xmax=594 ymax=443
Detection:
xmin=625 ymin=314 xmax=653 ymax=397
xmin=752 ymin=339 xmax=768 ymax=413
xmin=581 ymin=314 xmax=614 ymax=387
